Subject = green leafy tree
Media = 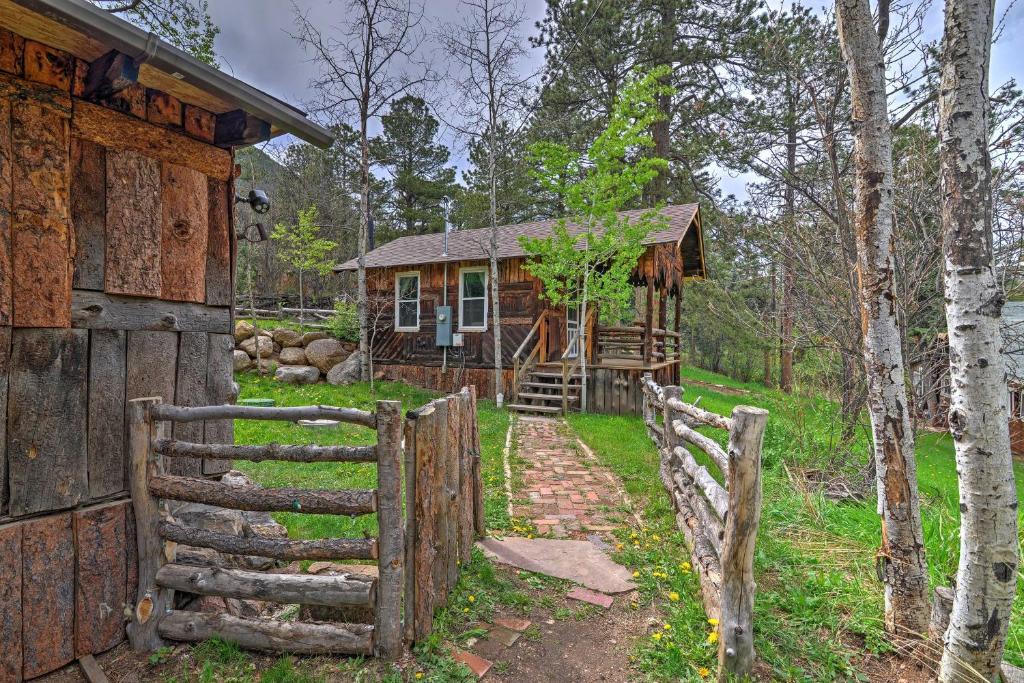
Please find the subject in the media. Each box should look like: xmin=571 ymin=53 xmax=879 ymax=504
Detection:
xmin=271 ymin=206 xmax=337 ymax=332
xmin=93 ymin=0 xmax=219 ymax=65
xmin=372 ymin=96 xmax=456 ymax=238
xmin=520 ymin=67 xmax=672 ymax=409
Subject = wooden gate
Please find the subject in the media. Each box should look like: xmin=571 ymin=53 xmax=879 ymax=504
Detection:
xmin=404 ymin=386 xmax=485 ymax=642
xmin=124 ymin=397 xmax=405 ymax=659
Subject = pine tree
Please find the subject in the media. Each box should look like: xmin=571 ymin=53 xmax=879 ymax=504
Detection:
xmin=454 ymin=121 xmax=537 ymax=229
xmin=373 ymin=96 xmax=457 ymax=238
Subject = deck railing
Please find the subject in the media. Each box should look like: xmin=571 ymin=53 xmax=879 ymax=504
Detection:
xmin=641 ymin=374 xmax=768 ymax=681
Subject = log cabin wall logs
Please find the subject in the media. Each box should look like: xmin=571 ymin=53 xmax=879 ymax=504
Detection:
xmin=0 ymin=26 xmax=237 ymax=679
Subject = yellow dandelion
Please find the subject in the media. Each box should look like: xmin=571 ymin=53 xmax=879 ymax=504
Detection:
xmin=651 ymin=632 xmax=662 ymax=641
xmin=707 ymin=631 xmax=718 ymax=644
xmin=680 ymin=562 xmax=691 ymax=572
xmin=416 ymin=674 xmax=425 ymax=680
xmin=708 ymin=618 xmax=719 ymax=626
xmin=669 ymin=592 xmax=680 ymax=602
xmin=616 ymin=543 xmax=624 ymax=551
xmin=631 ymin=531 xmax=638 ymax=539
xmin=663 ymin=624 xmax=672 ymax=631
xmin=467 ymin=595 xmax=476 ymax=603
xmin=462 ymin=607 xmax=469 ymax=613
xmin=652 ymin=534 xmax=661 ymax=541
xmin=698 ymin=667 xmax=710 ymax=677
xmin=632 ymin=571 xmax=640 ymax=578
xmin=527 ymin=534 xmax=534 ymax=539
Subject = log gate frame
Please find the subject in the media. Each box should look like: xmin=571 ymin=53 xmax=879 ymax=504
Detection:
xmin=125 ymin=397 xmax=405 ymax=659
xmin=641 ymin=374 xmax=768 ymax=681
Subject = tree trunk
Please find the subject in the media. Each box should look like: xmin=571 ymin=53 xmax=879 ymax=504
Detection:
xmin=488 ymin=123 xmax=503 ymax=402
xmin=298 ymin=267 xmax=305 ymax=333
xmin=779 ymin=80 xmax=797 ymax=394
xmin=358 ymin=108 xmax=370 ymax=382
xmin=937 ymin=0 xmax=1018 ymax=677
xmin=836 ymin=0 xmax=931 ymax=636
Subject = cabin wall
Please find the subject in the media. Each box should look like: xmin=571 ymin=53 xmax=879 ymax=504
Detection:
xmin=0 ymin=27 xmax=235 ymax=679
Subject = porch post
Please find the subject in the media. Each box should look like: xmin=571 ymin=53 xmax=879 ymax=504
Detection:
xmin=675 ymin=291 xmax=683 ymax=383
xmin=657 ymin=286 xmax=667 ymax=364
xmin=644 ymin=279 xmax=655 ymax=364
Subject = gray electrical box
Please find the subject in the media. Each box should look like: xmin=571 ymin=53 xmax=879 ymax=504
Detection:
xmin=436 ymin=305 xmax=453 ymax=346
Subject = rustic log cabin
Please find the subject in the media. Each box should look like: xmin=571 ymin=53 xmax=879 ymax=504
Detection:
xmin=337 ymin=204 xmax=707 ymax=415
xmin=0 ymin=1 xmax=331 ymax=678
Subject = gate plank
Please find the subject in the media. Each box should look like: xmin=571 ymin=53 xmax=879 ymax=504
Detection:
xmin=11 ymin=99 xmax=72 ymax=328
xmin=74 ymin=502 xmax=128 ymax=656
xmin=8 ymin=328 xmax=88 ymax=516
xmin=160 ymin=162 xmax=207 ymax=303
xmin=71 ymin=137 xmax=106 ymax=290
xmin=22 ymin=513 xmax=75 ymax=679
xmin=172 ymin=331 xmax=207 ymax=477
xmin=0 ymin=97 xmax=11 ymax=325
xmin=88 ymin=329 xmax=127 ymax=498
xmin=205 ymin=178 xmax=232 ymax=306
xmin=105 ymin=149 xmax=161 ymax=297
xmin=0 ymin=522 xmax=21 ymax=682
xmin=203 ymin=332 xmax=233 ymax=475
xmin=0 ymin=327 xmax=10 ymax=516
xmin=444 ymin=394 xmax=460 ymax=590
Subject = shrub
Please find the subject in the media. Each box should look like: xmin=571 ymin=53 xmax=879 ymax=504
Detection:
xmin=327 ymin=300 xmax=359 ymax=342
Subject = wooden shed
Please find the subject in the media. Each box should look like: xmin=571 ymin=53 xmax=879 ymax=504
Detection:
xmin=336 ymin=204 xmax=706 ymax=415
xmin=0 ymin=1 xmax=331 ymax=678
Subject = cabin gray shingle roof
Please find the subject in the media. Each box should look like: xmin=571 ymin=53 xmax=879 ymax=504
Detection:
xmin=335 ymin=203 xmax=700 ymax=271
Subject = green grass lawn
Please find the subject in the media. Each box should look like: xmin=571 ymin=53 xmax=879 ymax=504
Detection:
xmin=568 ymin=365 xmax=1024 ymax=679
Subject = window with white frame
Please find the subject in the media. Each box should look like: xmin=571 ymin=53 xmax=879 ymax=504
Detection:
xmin=395 ymin=272 xmax=420 ymax=331
xmin=459 ymin=267 xmax=488 ymax=331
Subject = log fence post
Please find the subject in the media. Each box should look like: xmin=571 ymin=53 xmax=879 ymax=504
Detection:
xmin=126 ymin=397 xmax=173 ymax=651
xmin=374 ymin=400 xmax=403 ymax=660
xmin=718 ymin=405 xmax=768 ymax=681
xmin=662 ymin=385 xmax=682 ymax=451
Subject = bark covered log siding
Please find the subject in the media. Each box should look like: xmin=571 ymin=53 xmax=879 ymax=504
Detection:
xmin=937 ymin=0 xmax=1018 ymax=677
xmin=835 ymin=0 xmax=931 ymax=635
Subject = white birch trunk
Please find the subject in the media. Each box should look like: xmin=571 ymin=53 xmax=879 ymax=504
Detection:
xmin=358 ymin=109 xmax=370 ymax=382
xmin=937 ymin=0 xmax=1018 ymax=677
xmin=836 ymin=0 xmax=931 ymax=636
xmin=488 ymin=123 xmax=503 ymax=402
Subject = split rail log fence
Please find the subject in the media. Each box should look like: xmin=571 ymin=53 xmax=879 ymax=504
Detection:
xmin=125 ymin=397 xmax=404 ymax=658
xmin=641 ymin=374 xmax=768 ymax=681
xmin=125 ymin=386 xmax=484 ymax=661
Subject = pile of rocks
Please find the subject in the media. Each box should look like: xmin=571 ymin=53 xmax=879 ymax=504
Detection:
xmin=232 ymin=320 xmax=361 ymax=386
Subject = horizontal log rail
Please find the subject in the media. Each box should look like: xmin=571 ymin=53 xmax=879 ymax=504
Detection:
xmin=149 ymin=474 xmax=378 ymax=516
xmin=641 ymin=374 xmax=768 ymax=682
xmin=156 ymin=563 xmax=375 ymax=607
xmin=151 ymin=403 xmax=377 ymax=428
xmin=153 ymin=439 xmax=378 ymax=463
xmin=159 ymin=521 xmax=378 ymax=561
xmin=158 ymin=612 xmax=374 ymax=655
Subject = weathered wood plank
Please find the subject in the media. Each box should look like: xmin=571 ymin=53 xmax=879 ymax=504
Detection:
xmin=203 ymin=332 xmax=233 ymax=474
xmin=458 ymin=389 xmax=474 ymax=564
xmin=126 ymin=397 xmax=172 ymax=652
xmin=88 ymin=329 xmax=127 ymax=498
xmin=205 ymin=178 xmax=232 ymax=306
xmin=22 ymin=513 xmax=75 ymax=678
xmin=412 ymin=400 xmax=444 ymax=639
xmin=374 ymin=400 xmax=403 ymax=659
xmin=146 ymin=89 xmax=181 ymax=129
xmin=156 ymin=563 xmax=375 ymax=607
xmin=8 ymin=329 xmax=88 ymax=516
xmin=214 ymin=109 xmax=271 ymax=147
xmin=0 ymin=27 xmax=24 ymax=76
xmin=71 ymin=137 xmax=106 ymax=291
xmin=73 ymin=290 xmax=231 ymax=333
xmin=23 ymin=40 xmax=72 ymax=92
xmin=155 ymin=439 xmax=376 ymax=464
xmin=159 ymin=521 xmax=377 ymax=561
xmin=403 ymin=415 xmax=417 ymax=643
xmin=0 ymin=522 xmax=22 ymax=682
xmin=0 ymin=328 xmax=9 ymax=516
xmin=74 ymin=100 xmax=233 ymax=180
xmin=149 ymin=474 xmax=377 ymax=515
xmin=77 ymin=655 xmax=110 ymax=683
xmin=0 ymin=97 xmax=11 ymax=326
xmin=11 ymin=97 xmax=71 ymax=328
xmin=161 ymin=162 xmax=207 ymax=302
xmin=126 ymin=331 xmax=178 ymax=409
xmin=470 ymin=386 xmax=485 ymax=536
xmin=444 ymin=394 xmax=460 ymax=590
xmin=184 ymin=104 xmax=216 ymax=143
xmin=171 ymin=332 xmax=207 ymax=477
xmin=105 ymin=149 xmax=161 ymax=297
xmin=158 ymin=612 xmax=374 ymax=655
xmin=74 ymin=502 xmax=128 ymax=656
xmin=82 ymin=50 xmax=138 ymax=101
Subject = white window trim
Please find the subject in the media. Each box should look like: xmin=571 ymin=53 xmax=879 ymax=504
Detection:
xmin=394 ymin=271 xmax=420 ymax=332
xmin=458 ymin=266 xmax=488 ymax=332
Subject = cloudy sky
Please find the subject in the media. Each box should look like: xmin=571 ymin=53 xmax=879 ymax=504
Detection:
xmin=206 ymin=0 xmax=1023 ymax=199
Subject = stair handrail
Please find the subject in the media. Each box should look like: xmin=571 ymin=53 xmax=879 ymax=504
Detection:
xmin=560 ymin=308 xmax=595 ymax=412
xmin=512 ymin=310 xmax=548 ymax=401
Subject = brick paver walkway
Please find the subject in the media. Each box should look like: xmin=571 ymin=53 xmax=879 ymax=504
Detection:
xmin=512 ymin=416 xmax=630 ymax=539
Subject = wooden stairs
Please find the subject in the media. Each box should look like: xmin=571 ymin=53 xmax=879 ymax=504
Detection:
xmin=508 ymin=362 xmax=582 ymax=416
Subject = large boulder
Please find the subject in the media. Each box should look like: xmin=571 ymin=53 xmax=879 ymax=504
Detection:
xmin=272 ymin=328 xmax=303 ymax=348
xmin=301 ymin=330 xmax=329 ymax=347
xmin=233 ymin=350 xmax=252 ymax=372
xmin=327 ymin=351 xmax=361 ymax=386
xmin=239 ymin=336 xmax=278 ymax=358
xmin=278 ymin=347 xmax=308 ymax=365
xmin=234 ymin=320 xmax=254 ymax=344
xmin=305 ymin=338 xmax=347 ymax=373
xmin=253 ymin=359 xmax=279 ymax=375
xmin=275 ymin=365 xmax=320 ymax=384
